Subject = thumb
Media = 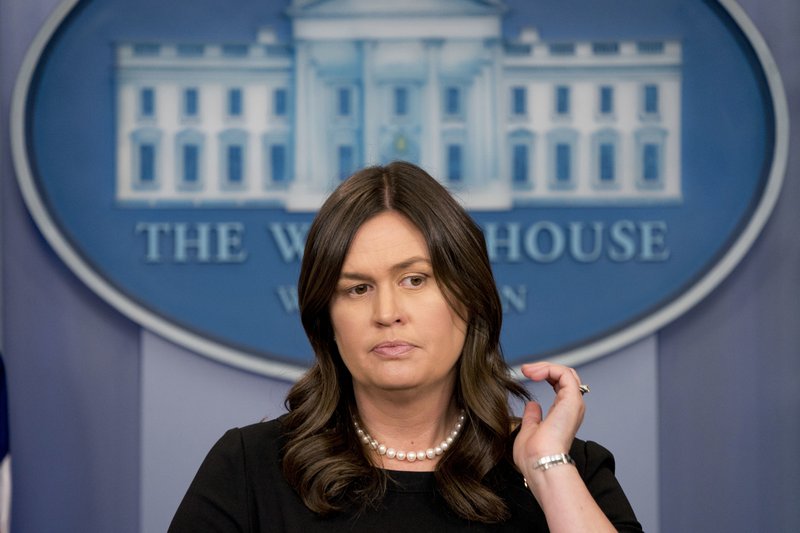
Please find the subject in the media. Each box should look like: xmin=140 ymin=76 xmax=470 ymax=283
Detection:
xmin=520 ymin=400 xmax=543 ymax=429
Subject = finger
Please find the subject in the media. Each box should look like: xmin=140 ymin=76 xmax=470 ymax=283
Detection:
xmin=520 ymin=362 xmax=574 ymax=386
xmin=570 ymin=368 xmax=585 ymax=391
xmin=569 ymin=368 xmax=592 ymax=398
xmin=519 ymin=400 xmax=543 ymax=428
xmin=519 ymin=361 xmax=559 ymax=382
xmin=521 ymin=362 xmax=585 ymax=397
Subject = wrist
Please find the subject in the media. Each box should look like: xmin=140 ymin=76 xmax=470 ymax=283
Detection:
xmin=523 ymin=453 xmax=576 ymax=489
xmin=533 ymin=452 xmax=575 ymax=471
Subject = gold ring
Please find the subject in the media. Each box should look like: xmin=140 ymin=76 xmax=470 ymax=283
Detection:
xmin=579 ymin=384 xmax=590 ymax=395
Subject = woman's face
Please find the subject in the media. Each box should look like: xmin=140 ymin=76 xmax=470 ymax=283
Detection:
xmin=330 ymin=211 xmax=467 ymax=396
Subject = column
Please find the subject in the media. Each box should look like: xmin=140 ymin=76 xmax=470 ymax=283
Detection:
xmin=422 ymin=39 xmax=443 ymax=178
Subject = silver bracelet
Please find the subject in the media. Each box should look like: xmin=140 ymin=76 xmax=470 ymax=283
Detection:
xmin=534 ymin=453 xmax=575 ymax=471
xmin=523 ymin=453 xmax=576 ymax=487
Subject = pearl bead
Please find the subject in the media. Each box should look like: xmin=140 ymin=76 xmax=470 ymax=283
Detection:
xmin=397 ymin=451 xmax=406 ymax=460
xmin=407 ymin=451 xmax=417 ymax=462
xmin=441 ymin=441 xmax=449 ymax=451
xmin=434 ymin=446 xmax=443 ymax=455
xmin=386 ymin=448 xmax=396 ymax=459
xmin=378 ymin=444 xmax=387 ymax=455
xmin=426 ymin=448 xmax=436 ymax=459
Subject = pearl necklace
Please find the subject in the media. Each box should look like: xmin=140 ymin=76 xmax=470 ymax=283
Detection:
xmin=353 ymin=410 xmax=466 ymax=462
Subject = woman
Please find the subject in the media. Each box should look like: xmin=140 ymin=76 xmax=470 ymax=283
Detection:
xmin=170 ymin=162 xmax=642 ymax=532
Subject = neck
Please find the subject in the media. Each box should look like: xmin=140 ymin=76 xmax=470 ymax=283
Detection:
xmin=352 ymin=382 xmax=460 ymax=472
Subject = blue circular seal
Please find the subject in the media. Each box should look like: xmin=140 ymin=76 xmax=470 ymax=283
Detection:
xmin=12 ymin=0 xmax=788 ymax=377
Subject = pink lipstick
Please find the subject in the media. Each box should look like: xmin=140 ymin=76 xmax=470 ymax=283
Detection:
xmin=372 ymin=341 xmax=415 ymax=357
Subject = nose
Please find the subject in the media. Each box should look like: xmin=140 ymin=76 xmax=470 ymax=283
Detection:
xmin=373 ymin=287 xmax=404 ymax=326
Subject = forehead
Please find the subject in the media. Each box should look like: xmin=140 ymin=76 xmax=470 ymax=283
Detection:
xmin=342 ymin=211 xmax=429 ymax=266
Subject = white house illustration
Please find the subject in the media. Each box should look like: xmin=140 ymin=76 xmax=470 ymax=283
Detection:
xmin=115 ymin=0 xmax=682 ymax=211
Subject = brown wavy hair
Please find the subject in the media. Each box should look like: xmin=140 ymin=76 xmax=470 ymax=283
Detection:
xmin=282 ymin=161 xmax=529 ymax=522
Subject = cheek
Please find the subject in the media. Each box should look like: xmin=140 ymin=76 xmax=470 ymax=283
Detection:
xmin=449 ymin=310 xmax=469 ymax=352
xmin=329 ymin=302 xmax=358 ymax=348
xmin=330 ymin=309 xmax=345 ymax=342
xmin=428 ymin=302 xmax=468 ymax=350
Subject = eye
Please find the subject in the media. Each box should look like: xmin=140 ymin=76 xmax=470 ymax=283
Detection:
xmin=346 ymin=284 xmax=370 ymax=296
xmin=401 ymin=275 xmax=427 ymax=288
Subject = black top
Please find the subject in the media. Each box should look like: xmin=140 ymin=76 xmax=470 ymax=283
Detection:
xmin=170 ymin=417 xmax=642 ymax=532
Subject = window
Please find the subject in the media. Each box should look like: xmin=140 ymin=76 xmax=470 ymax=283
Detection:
xmin=183 ymin=88 xmax=198 ymax=118
xmin=599 ymin=143 xmax=615 ymax=182
xmin=338 ymin=145 xmax=354 ymax=180
xmin=635 ymin=128 xmax=666 ymax=188
xmin=512 ymin=144 xmax=529 ymax=185
xmin=177 ymin=44 xmax=204 ymax=57
xmin=555 ymin=143 xmax=571 ymax=182
xmin=643 ymin=85 xmax=659 ymax=114
xmin=177 ymin=130 xmax=204 ymax=188
xmin=509 ymin=130 xmax=535 ymax=188
xmin=222 ymin=44 xmax=248 ymax=57
xmin=139 ymin=144 xmax=155 ymax=183
xmin=219 ymin=130 xmax=247 ymax=187
xmin=447 ymin=144 xmax=462 ymax=182
xmin=338 ymin=87 xmax=351 ymax=117
xmin=643 ymin=143 xmax=660 ymax=181
xmin=599 ymin=86 xmax=614 ymax=115
xmin=227 ymin=145 xmax=243 ymax=183
xmin=228 ymin=88 xmax=243 ymax=117
xmin=549 ymin=43 xmax=575 ymax=56
xmin=637 ymin=41 xmax=665 ymax=54
xmin=394 ymin=87 xmax=408 ymax=116
xmin=555 ymin=86 xmax=570 ymax=115
xmin=592 ymin=130 xmax=619 ymax=186
xmin=133 ymin=44 xmax=159 ymax=57
xmin=182 ymin=145 xmax=199 ymax=184
xmin=131 ymin=128 xmax=161 ymax=188
xmin=548 ymin=129 xmax=578 ymax=187
xmin=445 ymin=87 xmax=460 ymax=116
xmin=511 ymin=86 xmax=526 ymax=116
xmin=271 ymin=145 xmax=287 ymax=183
xmin=262 ymin=134 xmax=291 ymax=186
xmin=274 ymin=88 xmax=287 ymax=116
xmin=140 ymin=88 xmax=155 ymax=118
xmin=592 ymin=42 xmax=619 ymax=55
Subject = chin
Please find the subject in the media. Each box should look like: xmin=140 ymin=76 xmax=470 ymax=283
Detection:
xmin=373 ymin=377 xmax=420 ymax=391
xmin=368 ymin=371 xmax=425 ymax=391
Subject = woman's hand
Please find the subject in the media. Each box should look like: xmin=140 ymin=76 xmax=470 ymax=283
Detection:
xmin=512 ymin=361 xmax=586 ymax=479
xmin=511 ymin=363 xmax=620 ymax=532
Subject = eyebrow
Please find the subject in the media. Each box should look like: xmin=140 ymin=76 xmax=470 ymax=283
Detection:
xmin=338 ymin=256 xmax=432 ymax=282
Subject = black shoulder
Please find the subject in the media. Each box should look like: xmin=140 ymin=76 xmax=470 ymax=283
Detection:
xmin=237 ymin=416 xmax=287 ymax=449
xmin=168 ymin=416 xmax=289 ymax=533
xmin=569 ymin=438 xmax=643 ymax=532
xmin=569 ymin=438 xmax=616 ymax=479
xmin=169 ymin=428 xmax=251 ymax=532
xmin=235 ymin=416 xmax=290 ymax=480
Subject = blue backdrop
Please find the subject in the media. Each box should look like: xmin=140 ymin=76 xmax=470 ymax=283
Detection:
xmin=1 ymin=0 xmax=799 ymax=532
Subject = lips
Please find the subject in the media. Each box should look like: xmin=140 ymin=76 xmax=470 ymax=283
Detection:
xmin=371 ymin=341 xmax=415 ymax=357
